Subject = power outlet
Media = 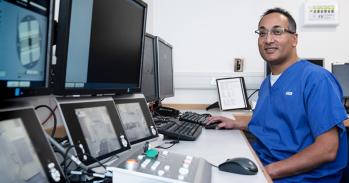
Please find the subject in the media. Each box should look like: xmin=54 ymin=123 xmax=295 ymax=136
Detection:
xmin=234 ymin=58 xmax=244 ymax=72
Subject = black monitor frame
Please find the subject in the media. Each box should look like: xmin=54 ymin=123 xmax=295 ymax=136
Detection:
xmin=155 ymin=36 xmax=175 ymax=100
xmin=265 ymin=58 xmax=324 ymax=76
xmin=113 ymin=95 xmax=159 ymax=145
xmin=53 ymin=0 xmax=147 ymax=96
xmin=331 ymin=63 xmax=349 ymax=98
xmin=0 ymin=106 xmax=65 ymax=183
xmin=141 ymin=33 xmax=159 ymax=102
xmin=57 ymin=97 xmax=131 ymax=165
xmin=0 ymin=0 xmax=55 ymax=99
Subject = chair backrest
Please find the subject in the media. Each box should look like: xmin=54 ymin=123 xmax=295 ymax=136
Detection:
xmin=340 ymin=127 xmax=349 ymax=183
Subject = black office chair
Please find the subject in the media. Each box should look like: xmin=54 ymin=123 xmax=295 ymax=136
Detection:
xmin=340 ymin=127 xmax=349 ymax=183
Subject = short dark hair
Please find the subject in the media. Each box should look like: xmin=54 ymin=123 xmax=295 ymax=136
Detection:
xmin=259 ymin=7 xmax=297 ymax=33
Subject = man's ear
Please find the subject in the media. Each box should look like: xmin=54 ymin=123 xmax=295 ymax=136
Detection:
xmin=292 ymin=33 xmax=298 ymax=47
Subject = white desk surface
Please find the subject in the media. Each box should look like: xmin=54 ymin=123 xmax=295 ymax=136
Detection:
xmin=166 ymin=109 xmax=271 ymax=183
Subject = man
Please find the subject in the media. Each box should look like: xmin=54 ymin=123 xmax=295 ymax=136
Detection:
xmin=208 ymin=8 xmax=348 ymax=182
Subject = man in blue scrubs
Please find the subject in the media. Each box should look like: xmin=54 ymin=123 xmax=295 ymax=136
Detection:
xmin=208 ymin=8 xmax=348 ymax=182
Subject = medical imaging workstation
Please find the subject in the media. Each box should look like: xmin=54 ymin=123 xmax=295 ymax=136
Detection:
xmin=0 ymin=0 xmax=212 ymax=182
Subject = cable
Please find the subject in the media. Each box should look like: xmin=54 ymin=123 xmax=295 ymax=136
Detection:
xmin=156 ymin=140 xmax=179 ymax=149
xmin=207 ymin=161 xmax=218 ymax=168
xmin=83 ymin=153 xmax=107 ymax=170
xmin=35 ymin=105 xmax=57 ymax=137
xmin=63 ymin=145 xmax=76 ymax=183
xmin=247 ymin=89 xmax=259 ymax=100
xmin=41 ymin=105 xmax=57 ymax=125
xmin=88 ymin=154 xmax=119 ymax=169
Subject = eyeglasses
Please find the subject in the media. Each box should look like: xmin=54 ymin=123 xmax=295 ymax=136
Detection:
xmin=255 ymin=27 xmax=296 ymax=38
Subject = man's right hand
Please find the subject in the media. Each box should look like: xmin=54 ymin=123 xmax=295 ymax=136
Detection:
xmin=206 ymin=116 xmax=249 ymax=130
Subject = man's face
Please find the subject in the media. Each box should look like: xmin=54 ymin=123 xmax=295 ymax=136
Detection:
xmin=257 ymin=13 xmax=297 ymax=65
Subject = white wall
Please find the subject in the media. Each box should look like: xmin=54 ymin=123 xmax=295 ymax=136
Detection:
xmin=148 ymin=0 xmax=349 ymax=104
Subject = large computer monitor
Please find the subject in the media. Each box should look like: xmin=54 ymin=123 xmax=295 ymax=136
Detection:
xmin=141 ymin=33 xmax=158 ymax=102
xmin=265 ymin=58 xmax=324 ymax=76
xmin=58 ymin=97 xmax=130 ymax=165
xmin=155 ymin=37 xmax=174 ymax=99
xmin=0 ymin=106 xmax=64 ymax=183
xmin=0 ymin=0 xmax=55 ymax=99
xmin=332 ymin=63 xmax=349 ymax=98
xmin=54 ymin=0 xmax=147 ymax=96
xmin=114 ymin=95 xmax=158 ymax=145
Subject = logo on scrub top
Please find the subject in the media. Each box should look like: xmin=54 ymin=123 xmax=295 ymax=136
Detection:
xmin=285 ymin=91 xmax=293 ymax=96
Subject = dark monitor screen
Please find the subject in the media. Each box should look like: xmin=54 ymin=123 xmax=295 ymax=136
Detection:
xmin=332 ymin=63 xmax=349 ymax=98
xmin=0 ymin=107 xmax=64 ymax=183
xmin=141 ymin=33 xmax=158 ymax=102
xmin=54 ymin=0 xmax=147 ymax=96
xmin=265 ymin=58 xmax=324 ymax=76
xmin=0 ymin=0 xmax=54 ymax=99
xmin=58 ymin=98 xmax=130 ymax=165
xmin=307 ymin=58 xmax=324 ymax=67
xmin=114 ymin=96 xmax=158 ymax=145
xmin=156 ymin=37 xmax=174 ymax=99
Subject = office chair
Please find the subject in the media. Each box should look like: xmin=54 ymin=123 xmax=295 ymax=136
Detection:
xmin=340 ymin=127 xmax=349 ymax=183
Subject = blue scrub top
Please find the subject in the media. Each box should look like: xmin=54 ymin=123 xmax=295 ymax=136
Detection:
xmin=248 ymin=60 xmax=348 ymax=183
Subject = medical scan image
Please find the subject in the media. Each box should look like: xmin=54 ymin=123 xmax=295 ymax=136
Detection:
xmin=116 ymin=103 xmax=151 ymax=142
xmin=75 ymin=106 xmax=121 ymax=157
xmin=0 ymin=118 xmax=48 ymax=183
xmin=0 ymin=1 xmax=47 ymax=83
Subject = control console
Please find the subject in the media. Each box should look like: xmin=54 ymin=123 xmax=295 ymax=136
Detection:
xmin=112 ymin=149 xmax=211 ymax=183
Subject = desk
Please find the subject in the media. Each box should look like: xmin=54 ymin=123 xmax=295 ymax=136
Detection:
xmin=163 ymin=109 xmax=272 ymax=183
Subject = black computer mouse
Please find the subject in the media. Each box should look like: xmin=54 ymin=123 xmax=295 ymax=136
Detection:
xmin=218 ymin=157 xmax=258 ymax=175
xmin=205 ymin=121 xmax=221 ymax=129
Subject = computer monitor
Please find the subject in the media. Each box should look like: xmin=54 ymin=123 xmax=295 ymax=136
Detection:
xmin=58 ymin=97 xmax=130 ymax=165
xmin=265 ymin=58 xmax=324 ymax=76
xmin=155 ymin=37 xmax=174 ymax=99
xmin=141 ymin=33 xmax=158 ymax=102
xmin=332 ymin=63 xmax=349 ymax=98
xmin=114 ymin=95 xmax=158 ymax=145
xmin=0 ymin=106 xmax=64 ymax=183
xmin=0 ymin=0 xmax=55 ymax=99
xmin=307 ymin=58 xmax=324 ymax=67
xmin=54 ymin=0 xmax=147 ymax=96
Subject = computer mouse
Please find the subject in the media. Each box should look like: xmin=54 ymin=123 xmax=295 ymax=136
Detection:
xmin=218 ymin=157 xmax=258 ymax=175
xmin=205 ymin=121 xmax=221 ymax=129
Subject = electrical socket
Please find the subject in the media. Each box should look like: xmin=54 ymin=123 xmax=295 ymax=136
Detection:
xmin=234 ymin=58 xmax=244 ymax=72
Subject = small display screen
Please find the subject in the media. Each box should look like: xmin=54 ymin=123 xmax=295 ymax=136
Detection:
xmin=116 ymin=102 xmax=151 ymax=143
xmin=0 ymin=0 xmax=51 ymax=89
xmin=75 ymin=106 xmax=121 ymax=157
xmin=0 ymin=118 xmax=48 ymax=183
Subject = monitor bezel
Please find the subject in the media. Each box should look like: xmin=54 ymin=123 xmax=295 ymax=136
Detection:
xmin=0 ymin=0 xmax=55 ymax=99
xmin=57 ymin=97 xmax=131 ymax=165
xmin=113 ymin=96 xmax=159 ymax=145
xmin=265 ymin=58 xmax=324 ymax=76
xmin=0 ymin=106 xmax=65 ymax=183
xmin=141 ymin=33 xmax=159 ymax=102
xmin=155 ymin=36 xmax=175 ymax=99
xmin=331 ymin=63 xmax=349 ymax=98
xmin=53 ymin=0 xmax=147 ymax=96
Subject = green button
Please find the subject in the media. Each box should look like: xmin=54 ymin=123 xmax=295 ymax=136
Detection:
xmin=145 ymin=148 xmax=159 ymax=159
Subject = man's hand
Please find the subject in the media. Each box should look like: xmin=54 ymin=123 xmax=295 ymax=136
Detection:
xmin=207 ymin=115 xmax=250 ymax=130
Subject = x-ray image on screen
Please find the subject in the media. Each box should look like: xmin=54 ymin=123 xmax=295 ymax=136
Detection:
xmin=0 ymin=118 xmax=48 ymax=183
xmin=75 ymin=106 xmax=121 ymax=157
xmin=0 ymin=1 xmax=48 ymax=83
xmin=116 ymin=103 xmax=151 ymax=143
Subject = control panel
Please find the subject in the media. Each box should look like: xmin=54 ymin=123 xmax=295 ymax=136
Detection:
xmin=113 ymin=149 xmax=211 ymax=183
